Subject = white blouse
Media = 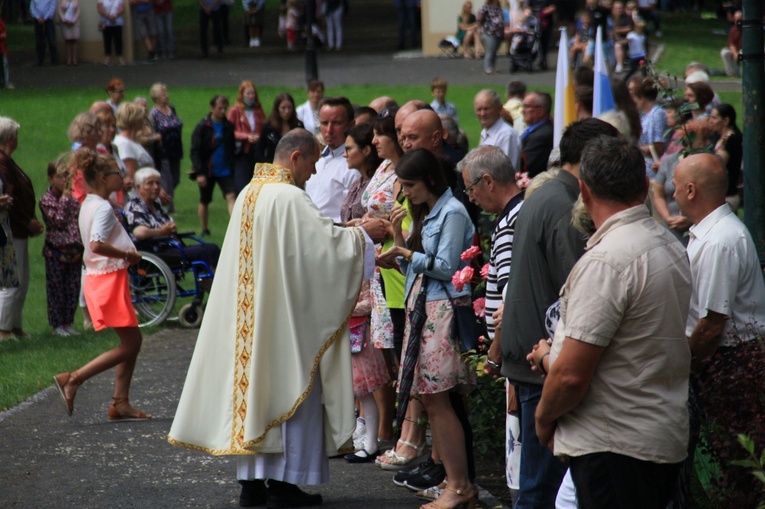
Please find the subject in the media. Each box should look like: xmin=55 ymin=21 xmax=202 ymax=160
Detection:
xmin=79 ymin=194 xmax=134 ymax=275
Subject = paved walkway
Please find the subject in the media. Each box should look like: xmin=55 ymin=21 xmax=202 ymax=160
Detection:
xmin=0 ymin=326 xmax=509 ymax=509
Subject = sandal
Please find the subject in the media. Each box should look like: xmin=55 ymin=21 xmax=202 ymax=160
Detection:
xmin=379 ymin=439 xmax=429 ymax=471
xmin=107 ymin=397 xmax=152 ymax=422
xmin=53 ymin=371 xmax=81 ymax=416
xmin=421 ymin=485 xmax=477 ymax=509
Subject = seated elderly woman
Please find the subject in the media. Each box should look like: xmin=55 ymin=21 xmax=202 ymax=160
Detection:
xmin=125 ymin=167 xmax=220 ymax=274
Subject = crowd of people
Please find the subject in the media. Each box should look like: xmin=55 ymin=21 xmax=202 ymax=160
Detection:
xmin=0 ymin=12 xmax=757 ymax=502
xmin=159 ymin=66 xmax=762 ymax=509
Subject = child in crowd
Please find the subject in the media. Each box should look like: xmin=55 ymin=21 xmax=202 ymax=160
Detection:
xmin=509 ymin=8 xmax=538 ymax=56
xmin=625 ymin=1 xmax=638 ymax=21
xmin=39 ymin=158 xmax=83 ymax=337
xmin=53 ymin=149 xmax=150 ymax=421
xmin=58 ymin=0 xmax=80 ymax=66
xmin=429 ymin=77 xmax=458 ymax=124
xmin=0 ymin=15 xmax=12 ymax=89
xmin=570 ymin=11 xmax=593 ymax=68
xmin=626 ymin=20 xmax=647 ymax=73
xmin=284 ymin=0 xmax=301 ymax=51
xmin=503 ymin=80 xmax=527 ymax=136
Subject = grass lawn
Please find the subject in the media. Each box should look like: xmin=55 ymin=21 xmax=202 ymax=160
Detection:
xmin=0 ymin=83 xmax=530 ymax=411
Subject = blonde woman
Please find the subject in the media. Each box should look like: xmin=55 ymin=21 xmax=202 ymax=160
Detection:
xmin=114 ymin=102 xmax=155 ymax=184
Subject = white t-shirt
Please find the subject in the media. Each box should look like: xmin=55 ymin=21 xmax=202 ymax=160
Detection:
xmin=626 ymin=31 xmax=646 ymax=59
xmin=296 ymin=101 xmax=319 ymax=135
xmin=114 ymin=134 xmax=155 ymax=169
xmin=79 ymin=194 xmax=135 ymax=275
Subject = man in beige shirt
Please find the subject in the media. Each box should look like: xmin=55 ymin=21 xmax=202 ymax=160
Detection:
xmin=535 ymin=135 xmax=692 ymax=509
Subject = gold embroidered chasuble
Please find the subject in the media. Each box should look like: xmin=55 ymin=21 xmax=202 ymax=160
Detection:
xmin=168 ymin=164 xmax=365 ymax=456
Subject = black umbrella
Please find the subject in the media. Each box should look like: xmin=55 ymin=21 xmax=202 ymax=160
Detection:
xmin=395 ymin=276 xmax=429 ymax=433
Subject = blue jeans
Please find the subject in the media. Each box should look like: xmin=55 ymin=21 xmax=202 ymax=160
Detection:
xmin=481 ymin=34 xmax=501 ymax=72
xmin=155 ymin=11 xmax=174 ymax=58
xmin=512 ymin=381 xmax=567 ymax=509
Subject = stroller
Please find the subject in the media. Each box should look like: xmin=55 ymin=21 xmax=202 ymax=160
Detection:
xmin=508 ymin=12 xmax=541 ymax=73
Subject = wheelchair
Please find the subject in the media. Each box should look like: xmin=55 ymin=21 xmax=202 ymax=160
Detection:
xmin=128 ymin=232 xmax=216 ymax=328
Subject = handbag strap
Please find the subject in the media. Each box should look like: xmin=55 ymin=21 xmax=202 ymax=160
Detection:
xmin=437 ymin=279 xmax=462 ymax=310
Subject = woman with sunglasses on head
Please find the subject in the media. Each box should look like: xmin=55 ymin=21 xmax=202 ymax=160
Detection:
xmin=363 ymin=114 xmax=424 ymax=467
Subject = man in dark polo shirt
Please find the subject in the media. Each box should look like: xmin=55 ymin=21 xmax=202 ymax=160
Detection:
xmin=499 ymin=118 xmax=619 ymax=508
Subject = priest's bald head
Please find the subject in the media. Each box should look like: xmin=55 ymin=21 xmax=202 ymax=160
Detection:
xmin=273 ymin=129 xmax=321 ymax=189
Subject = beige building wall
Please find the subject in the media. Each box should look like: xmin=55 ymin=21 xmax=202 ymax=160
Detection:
xmin=58 ymin=0 xmax=138 ymax=64
xmin=421 ymin=0 xmax=463 ymax=57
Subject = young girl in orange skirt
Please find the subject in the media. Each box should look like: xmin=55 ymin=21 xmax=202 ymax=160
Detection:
xmin=53 ymin=149 xmax=150 ymax=421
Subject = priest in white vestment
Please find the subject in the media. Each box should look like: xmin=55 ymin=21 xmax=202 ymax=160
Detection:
xmin=168 ymin=129 xmax=383 ymax=508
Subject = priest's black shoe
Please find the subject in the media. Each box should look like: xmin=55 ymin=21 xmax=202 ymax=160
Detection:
xmin=266 ymin=479 xmax=323 ymax=508
xmin=239 ymin=479 xmax=267 ymax=507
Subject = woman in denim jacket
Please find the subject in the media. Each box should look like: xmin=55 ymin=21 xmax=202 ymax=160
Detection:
xmin=380 ymin=148 xmax=477 ymax=509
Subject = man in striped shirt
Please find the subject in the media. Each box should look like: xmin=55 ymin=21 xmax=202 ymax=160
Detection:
xmin=458 ymin=145 xmax=524 ymax=493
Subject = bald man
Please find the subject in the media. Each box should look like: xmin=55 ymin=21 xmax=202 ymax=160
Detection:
xmin=399 ymin=109 xmax=444 ymax=153
xmin=474 ymin=89 xmax=521 ymax=172
xmin=673 ymin=153 xmax=765 ymax=371
xmin=674 ymin=152 xmax=765 ymax=501
xmin=394 ymin=100 xmax=429 ymax=146
xmin=368 ymin=96 xmax=397 ymax=113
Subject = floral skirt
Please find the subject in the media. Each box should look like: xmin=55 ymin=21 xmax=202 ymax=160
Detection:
xmin=352 ymin=329 xmax=391 ymax=396
xmin=397 ymin=276 xmax=475 ymax=395
xmin=370 ymin=269 xmax=394 ymax=349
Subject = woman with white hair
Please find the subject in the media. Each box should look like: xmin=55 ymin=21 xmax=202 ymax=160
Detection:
xmin=125 ymin=167 xmax=220 ymax=273
xmin=0 ymin=117 xmax=44 ymax=340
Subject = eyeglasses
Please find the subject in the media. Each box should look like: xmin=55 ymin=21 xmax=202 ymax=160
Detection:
xmin=523 ymin=104 xmax=541 ymax=109
xmin=104 ymin=171 xmax=122 ymax=177
xmin=464 ymin=175 xmax=484 ymax=196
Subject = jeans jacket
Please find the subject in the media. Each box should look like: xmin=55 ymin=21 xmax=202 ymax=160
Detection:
xmin=398 ymin=188 xmax=475 ymax=303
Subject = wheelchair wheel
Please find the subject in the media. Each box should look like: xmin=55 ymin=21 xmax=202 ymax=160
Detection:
xmin=178 ymin=302 xmax=204 ymax=328
xmin=129 ymin=252 xmax=177 ymax=328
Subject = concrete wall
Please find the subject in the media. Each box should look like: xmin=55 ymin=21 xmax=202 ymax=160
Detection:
xmin=58 ymin=0 xmax=138 ymax=64
xmin=421 ymin=0 xmax=463 ymax=57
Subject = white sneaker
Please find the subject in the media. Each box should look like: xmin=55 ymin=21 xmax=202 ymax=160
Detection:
xmin=249 ymin=39 xmax=256 ymax=48
xmin=53 ymin=326 xmax=70 ymax=337
xmin=254 ymin=38 xmax=261 ymax=47
xmin=63 ymin=325 xmax=80 ymax=336
xmin=615 ymin=64 xmax=623 ymax=72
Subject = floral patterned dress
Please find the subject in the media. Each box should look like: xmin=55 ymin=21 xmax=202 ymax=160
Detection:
xmin=350 ymin=280 xmax=391 ymax=396
xmin=400 ymin=275 xmax=475 ymax=395
xmin=361 ymin=159 xmax=411 ymax=349
xmin=0 ymin=176 xmax=17 ymax=289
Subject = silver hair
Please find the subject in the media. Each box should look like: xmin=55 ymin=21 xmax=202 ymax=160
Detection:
xmin=476 ymin=89 xmax=503 ymax=109
xmin=439 ymin=114 xmax=459 ymax=139
xmin=274 ymin=128 xmax=319 ymax=163
xmin=0 ymin=117 xmax=20 ymax=145
xmin=457 ymin=145 xmax=516 ymax=185
xmin=134 ymin=167 xmax=161 ymax=188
